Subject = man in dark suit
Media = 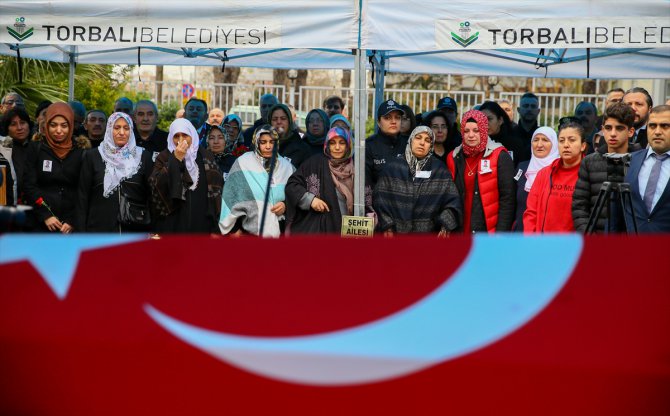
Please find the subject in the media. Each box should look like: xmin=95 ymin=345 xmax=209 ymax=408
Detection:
xmin=624 ymin=105 xmax=670 ymax=233
xmin=623 ymin=87 xmax=653 ymax=149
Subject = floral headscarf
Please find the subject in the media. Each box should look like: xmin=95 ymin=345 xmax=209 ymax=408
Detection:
xmin=99 ymin=112 xmax=143 ymax=197
xmin=44 ymin=102 xmax=74 ymax=159
xmin=460 ymin=109 xmax=489 ymax=157
xmin=167 ymin=118 xmax=200 ymax=190
xmin=525 ymin=126 xmax=560 ymax=192
xmin=404 ymin=126 xmax=434 ymax=177
xmin=324 ymin=127 xmax=354 ymax=215
xmin=253 ymin=125 xmax=280 ymax=173
xmin=205 ymin=124 xmax=234 ymax=156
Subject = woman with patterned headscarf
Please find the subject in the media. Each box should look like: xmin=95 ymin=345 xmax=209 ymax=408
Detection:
xmin=23 ymin=102 xmax=90 ymax=233
xmin=374 ymin=126 xmax=461 ymax=236
xmin=219 ymin=125 xmax=294 ymax=237
xmin=222 ymin=113 xmax=245 ymax=146
xmin=150 ymin=118 xmax=223 ymax=233
xmin=286 ymin=127 xmax=372 ymax=234
xmin=446 ymin=109 xmax=516 ymax=233
xmin=76 ymin=112 xmax=153 ymax=232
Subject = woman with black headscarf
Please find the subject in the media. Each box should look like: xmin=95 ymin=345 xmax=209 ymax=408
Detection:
xmin=479 ymin=101 xmax=527 ymax=165
xmin=268 ymin=103 xmax=312 ymax=169
xmin=303 ymin=109 xmax=330 ymax=156
xmin=374 ymin=126 xmax=461 ymax=235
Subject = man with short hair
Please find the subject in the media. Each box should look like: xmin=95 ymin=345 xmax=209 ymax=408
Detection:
xmin=208 ymin=108 xmax=225 ymax=126
xmin=83 ymin=110 xmax=107 ymax=147
xmin=623 ymin=87 xmax=653 ymax=148
xmin=243 ymin=93 xmax=278 ymax=148
xmin=595 ymin=88 xmax=627 ymax=146
xmin=1 ymin=92 xmax=25 ymax=114
xmin=323 ymin=95 xmax=345 ymax=118
xmin=574 ymin=101 xmax=599 ymax=146
xmin=512 ymin=93 xmax=541 ymax=161
xmin=133 ymin=100 xmax=167 ymax=159
xmin=624 ymin=105 xmax=670 ymax=232
xmin=183 ymin=98 xmax=209 ymax=145
xmin=114 ymin=97 xmax=134 ymax=115
xmin=572 ymin=103 xmax=640 ymax=233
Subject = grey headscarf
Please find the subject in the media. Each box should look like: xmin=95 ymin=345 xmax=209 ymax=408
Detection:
xmin=404 ymin=125 xmax=434 ymax=177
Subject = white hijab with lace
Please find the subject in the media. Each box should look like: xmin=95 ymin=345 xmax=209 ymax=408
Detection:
xmin=99 ymin=112 xmax=143 ymax=197
xmin=167 ymin=118 xmax=200 ymax=190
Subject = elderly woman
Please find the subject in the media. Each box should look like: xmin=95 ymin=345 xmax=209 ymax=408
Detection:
xmin=223 ymin=113 xmax=245 ymax=146
xmin=219 ymin=125 xmax=294 ymax=237
xmin=286 ymin=127 xmax=370 ymax=234
xmin=446 ymin=110 xmax=516 ymax=233
xmin=303 ymin=109 xmax=330 ymax=155
xmin=512 ymin=127 xmax=559 ymax=231
xmin=523 ymin=122 xmax=586 ymax=232
xmin=206 ymin=124 xmax=240 ymax=180
xmin=150 ymin=118 xmax=223 ymax=233
xmin=23 ymin=102 xmax=90 ymax=233
xmin=374 ymin=126 xmax=462 ymax=235
xmin=76 ymin=112 xmax=153 ymax=232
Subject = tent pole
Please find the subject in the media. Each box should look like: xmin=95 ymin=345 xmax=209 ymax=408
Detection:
xmin=68 ymin=46 xmax=76 ymax=101
xmin=353 ymin=48 xmax=367 ymax=217
xmin=373 ymin=51 xmax=386 ymax=132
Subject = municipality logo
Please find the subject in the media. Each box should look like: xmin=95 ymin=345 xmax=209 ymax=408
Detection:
xmin=7 ymin=17 xmax=33 ymax=42
xmin=451 ymin=21 xmax=478 ymax=48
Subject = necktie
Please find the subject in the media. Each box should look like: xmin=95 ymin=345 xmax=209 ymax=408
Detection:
xmin=643 ymin=153 xmax=668 ymax=212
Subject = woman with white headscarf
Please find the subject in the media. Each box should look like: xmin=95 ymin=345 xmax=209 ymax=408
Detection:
xmin=150 ymin=118 xmax=223 ymax=233
xmin=76 ymin=112 xmax=153 ymax=232
xmin=512 ymin=126 xmax=559 ymax=231
xmin=374 ymin=126 xmax=461 ymax=235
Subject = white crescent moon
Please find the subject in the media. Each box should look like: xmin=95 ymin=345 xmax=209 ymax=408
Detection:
xmin=145 ymin=235 xmax=582 ymax=385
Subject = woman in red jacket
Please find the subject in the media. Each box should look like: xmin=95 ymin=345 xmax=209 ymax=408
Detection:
xmin=523 ymin=122 xmax=586 ymax=233
xmin=447 ymin=110 xmax=516 ymax=233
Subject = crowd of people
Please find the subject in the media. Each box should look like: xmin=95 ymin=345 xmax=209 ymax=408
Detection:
xmin=0 ymin=85 xmax=668 ymax=235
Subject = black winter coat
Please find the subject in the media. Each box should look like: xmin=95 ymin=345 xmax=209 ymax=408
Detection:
xmin=572 ymin=143 xmax=640 ymax=233
xmin=365 ymin=131 xmax=409 ymax=187
xmin=23 ymin=141 xmax=85 ymax=230
xmin=513 ymin=160 xmax=530 ymax=232
xmin=278 ymin=131 xmax=312 ymax=169
xmin=76 ymin=148 xmax=153 ymax=232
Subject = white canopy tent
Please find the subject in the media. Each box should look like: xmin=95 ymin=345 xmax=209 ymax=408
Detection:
xmin=2 ymin=0 xmax=669 ymax=214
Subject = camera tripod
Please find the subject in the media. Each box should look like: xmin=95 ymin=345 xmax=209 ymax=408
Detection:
xmin=585 ymin=181 xmax=638 ymax=234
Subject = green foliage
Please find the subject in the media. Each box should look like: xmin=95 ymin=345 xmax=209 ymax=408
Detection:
xmin=0 ymin=56 xmax=129 ymax=117
xmin=157 ymin=101 xmax=182 ymax=131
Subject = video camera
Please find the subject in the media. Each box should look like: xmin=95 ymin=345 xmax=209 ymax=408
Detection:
xmin=603 ymin=153 xmax=631 ymax=183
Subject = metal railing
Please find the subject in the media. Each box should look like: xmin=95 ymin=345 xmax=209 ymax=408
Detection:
xmin=126 ymin=80 xmax=606 ymax=127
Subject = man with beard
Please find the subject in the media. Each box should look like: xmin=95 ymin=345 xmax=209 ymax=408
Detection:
xmin=133 ymin=100 xmax=167 ymax=161
xmin=323 ymin=95 xmax=345 ymax=118
xmin=624 ymin=105 xmax=670 ymax=233
xmin=512 ymin=92 xmax=541 ymax=160
xmin=83 ymin=110 xmax=107 ymax=147
xmin=243 ymin=94 xmax=278 ymax=148
xmin=623 ymin=87 xmax=653 ymax=148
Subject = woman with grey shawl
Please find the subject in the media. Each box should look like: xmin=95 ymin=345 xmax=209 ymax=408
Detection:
xmin=373 ymin=126 xmax=462 ymax=236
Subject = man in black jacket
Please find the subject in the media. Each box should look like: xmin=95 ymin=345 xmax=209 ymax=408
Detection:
xmin=243 ymin=94 xmax=278 ymax=148
xmin=623 ymin=87 xmax=653 ymax=148
xmin=365 ymin=100 xmax=408 ymax=187
xmin=133 ymin=100 xmax=167 ymax=161
xmin=512 ymin=92 xmax=541 ymax=161
xmin=572 ymin=103 xmax=640 ymax=233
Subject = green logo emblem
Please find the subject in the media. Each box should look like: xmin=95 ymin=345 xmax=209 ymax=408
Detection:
xmin=451 ymin=21 xmax=478 ymax=48
xmin=7 ymin=17 xmax=33 ymax=42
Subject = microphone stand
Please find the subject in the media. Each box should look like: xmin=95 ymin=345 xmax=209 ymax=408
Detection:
xmin=258 ymin=139 xmax=279 ymax=237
